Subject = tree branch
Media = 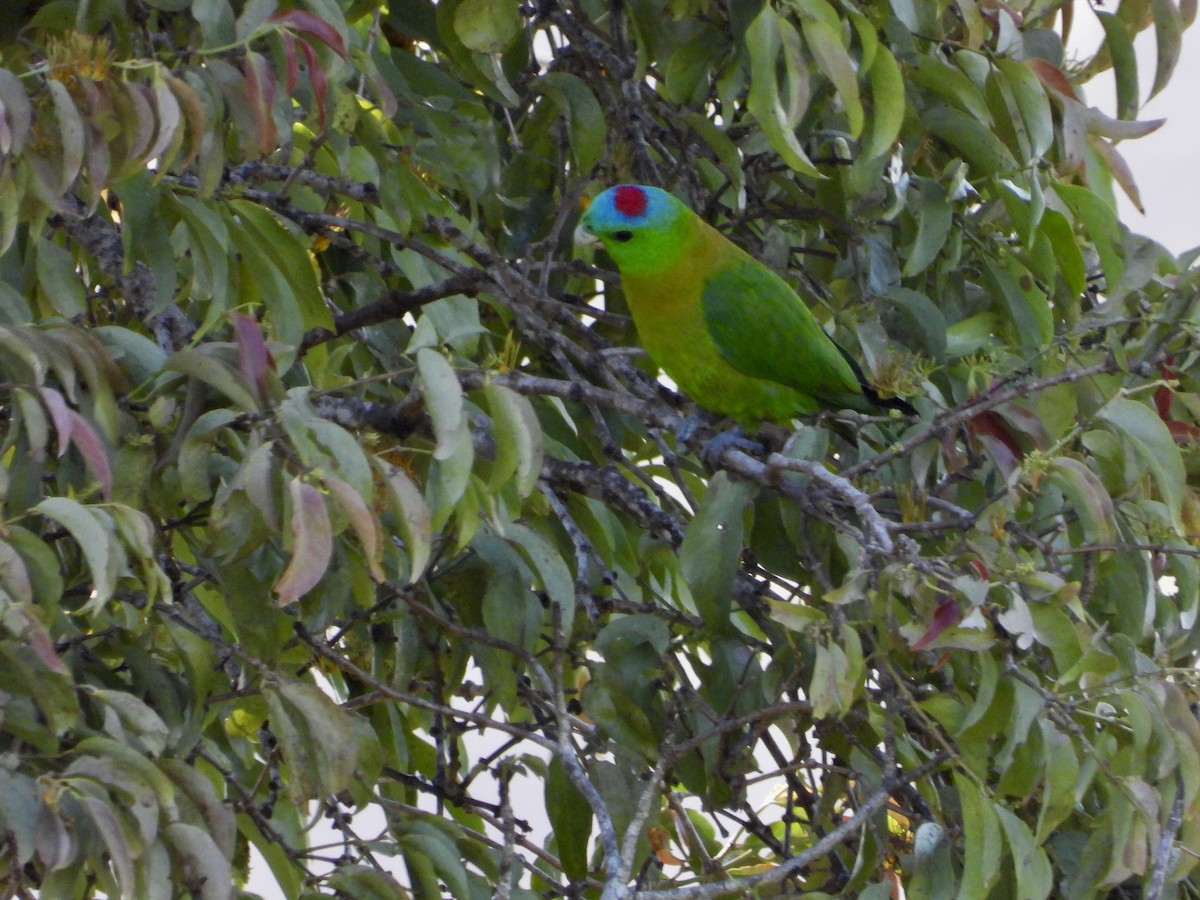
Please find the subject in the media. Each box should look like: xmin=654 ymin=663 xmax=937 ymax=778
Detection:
xmin=635 ymin=752 xmax=950 ymax=899
xmin=59 ymin=208 xmax=195 ymax=353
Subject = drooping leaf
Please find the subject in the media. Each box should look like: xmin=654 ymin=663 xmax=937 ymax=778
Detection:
xmin=274 ymin=478 xmax=333 ymax=606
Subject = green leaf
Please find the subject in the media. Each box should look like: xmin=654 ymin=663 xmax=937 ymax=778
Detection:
xmin=86 ymin=688 xmax=171 ymax=757
xmin=1035 ymin=720 xmax=1081 ymax=842
xmin=505 ymin=523 xmax=575 ymax=638
xmin=70 ymin=736 xmax=179 ymax=818
xmin=957 ymin=772 xmax=1004 ymax=895
xmin=484 ymin=383 xmax=543 ymax=497
xmin=229 ymin=200 xmax=333 ymax=343
xmin=902 ymin=181 xmax=953 ymax=277
xmin=862 ymin=46 xmax=904 ymax=162
xmin=995 ymin=58 xmax=1053 ymax=160
xmin=327 ymin=865 xmax=408 ymax=899
xmin=886 ymin=287 xmax=948 ymax=359
xmin=765 ymin=597 xmax=827 ymax=631
xmin=909 ymin=55 xmax=992 ymax=124
xmin=159 ymin=759 xmax=237 ymax=861
xmin=1148 ymin=0 xmax=1184 ymax=98
xmin=546 ymin=757 xmax=591 ymax=880
xmin=533 ymin=73 xmax=606 ymax=175
xmin=453 ymin=0 xmax=521 ymax=53
xmin=679 ymin=472 xmax=756 ymax=631
xmin=746 ymin=8 xmax=823 ymax=178
xmin=1096 ymin=13 xmax=1139 ymax=119
xmin=683 ymin=112 xmax=746 ymax=204
xmin=476 ymin=534 xmax=541 ymax=652
xmin=994 ymin=804 xmax=1054 ymax=900
xmin=0 ymin=771 xmax=39 ymax=865
xmin=922 ymin=105 xmax=1018 ymax=177
xmin=263 ymin=680 xmax=359 ymax=804
xmin=163 ymin=823 xmax=233 ymax=900
xmin=377 ymin=461 xmax=432 ymax=583
xmin=809 ymin=640 xmax=852 ymax=719
xmin=34 ymin=497 xmax=124 ymax=614
xmin=1038 ymin=209 xmax=1087 ymax=299
xmin=171 ymin=196 xmax=232 ymax=315
xmin=1046 ymin=457 xmax=1116 ymax=545
xmin=46 ymin=79 xmax=84 ymax=193
xmin=78 ymin=795 xmax=136 ymax=897
xmin=1097 ymin=397 xmax=1185 ymax=532
xmin=166 ymin=348 xmax=260 ymax=412
xmin=280 ymin=390 xmax=375 ymax=501
xmin=418 ymin=348 xmax=464 ymax=461
xmin=36 ymin=239 xmax=87 ymax=319
xmin=794 ymin=0 xmax=863 ymax=138
xmin=1054 ymin=183 xmax=1125 ymax=294
xmin=981 ymin=256 xmax=1052 ymax=350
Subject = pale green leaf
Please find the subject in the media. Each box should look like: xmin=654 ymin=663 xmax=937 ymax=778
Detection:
xmin=35 ymin=498 xmax=124 ymax=613
xmin=453 ymin=0 xmax=521 ymax=53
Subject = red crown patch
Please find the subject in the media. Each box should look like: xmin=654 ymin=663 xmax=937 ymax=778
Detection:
xmin=613 ymin=185 xmax=648 ymax=218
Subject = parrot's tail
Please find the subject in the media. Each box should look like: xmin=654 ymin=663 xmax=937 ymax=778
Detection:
xmin=861 ymin=385 xmax=918 ymax=416
xmin=834 ymin=340 xmax=919 ymax=416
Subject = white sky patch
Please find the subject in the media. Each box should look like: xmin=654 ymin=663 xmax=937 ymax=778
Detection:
xmin=1067 ymin=5 xmax=1200 ymax=254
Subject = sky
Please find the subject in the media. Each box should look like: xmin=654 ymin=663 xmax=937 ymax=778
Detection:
xmin=1070 ymin=12 xmax=1200 ymax=255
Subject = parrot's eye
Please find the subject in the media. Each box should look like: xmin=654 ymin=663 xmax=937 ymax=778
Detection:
xmin=612 ymin=230 xmax=634 ymax=243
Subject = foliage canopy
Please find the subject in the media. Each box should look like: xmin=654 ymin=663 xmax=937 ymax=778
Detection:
xmin=0 ymin=0 xmax=1198 ymax=898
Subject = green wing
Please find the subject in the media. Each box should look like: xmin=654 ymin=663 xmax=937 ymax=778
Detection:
xmin=700 ymin=259 xmax=865 ymax=405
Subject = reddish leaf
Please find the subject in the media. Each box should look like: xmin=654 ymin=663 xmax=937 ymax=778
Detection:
xmin=1155 ymin=385 xmax=1174 ymax=420
xmin=323 ymin=473 xmax=385 ymax=583
xmin=21 ymin=608 xmax=69 ymax=675
xmin=968 ymin=559 xmax=990 ymax=580
xmin=299 ymin=38 xmax=330 ymax=134
xmin=968 ymin=410 xmax=1024 ymax=477
xmin=1025 ymin=59 xmax=1079 ymax=101
xmin=1165 ymin=419 xmax=1200 ymax=444
xmin=279 ymin=31 xmax=301 ymax=95
xmin=1089 ymin=136 xmax=1145 ymax=214
xmin=991 ymin=402 xmax=1049 ymax=448
xmin=243 ymin=51 xmax=278 ymax=157
xmin=37 ymin=386 xmax=72 ymax=457
xmin=275 ymin=479 xmax=333 ymax=606
xmin=1156 ymin=360 xmax=1179 ymax=419
xmin=67 ymin=410 xmax=113 ymax=499
xmin=647 ymin=826 xmax=685 ymax=866
xmin=164 ymin=74 xmax=208 ymax=169
xmin=268 ymin=10 xmax=348 ymax=59
xmin=121 ymin=82 xmax=157 ymax=163
xmin=0 ymin=540 xmax=32 ymax=606
xmin=231 ymin=312 xmax=273 ymax=402
xmin=911 ymin=598 xmax=960 ymax=651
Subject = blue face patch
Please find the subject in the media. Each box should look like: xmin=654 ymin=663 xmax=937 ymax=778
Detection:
xmin=582 ymin=185 xmax=679 ymax=234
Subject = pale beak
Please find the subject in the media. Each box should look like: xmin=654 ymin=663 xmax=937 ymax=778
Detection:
xmin=574 ymin=223 xmax=601 ymax=248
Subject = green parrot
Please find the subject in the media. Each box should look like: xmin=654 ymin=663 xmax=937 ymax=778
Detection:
xmin=579 ymin=185 xmax=914 ymax=424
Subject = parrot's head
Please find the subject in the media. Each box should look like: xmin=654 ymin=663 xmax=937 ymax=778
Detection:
xmin=579 ymin=185 xmax=693 ymax=276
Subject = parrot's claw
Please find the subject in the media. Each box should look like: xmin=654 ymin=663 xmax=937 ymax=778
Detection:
xmin=676 ymin=413 xmax=706 ymax=443
xmin=700 ymin=427 xmax=765 ymax=465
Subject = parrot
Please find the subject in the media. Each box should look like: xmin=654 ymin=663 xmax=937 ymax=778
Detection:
xmin=579 ymin=185 xmax=915 ymax=425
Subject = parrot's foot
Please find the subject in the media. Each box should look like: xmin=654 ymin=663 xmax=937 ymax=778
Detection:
xmin=675 ymin=413 xmax=707 ymax=443
xmin=700 ymin=427 xmax=765 ymax=466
